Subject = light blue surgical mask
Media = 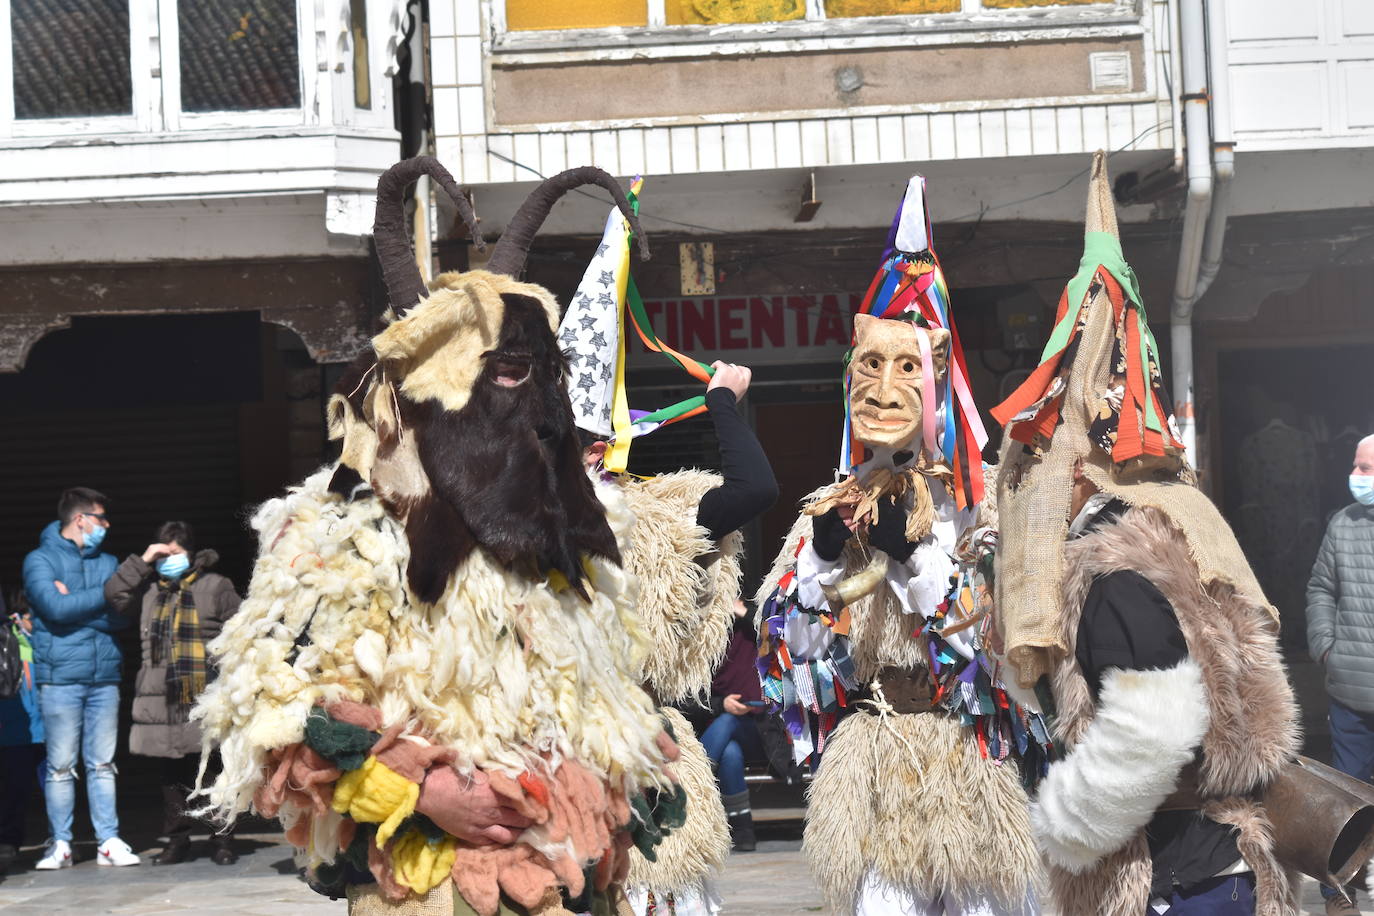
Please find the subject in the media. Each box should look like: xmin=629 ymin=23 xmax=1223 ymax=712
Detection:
xmin=1351 ymin=475 xmax=1374 ymax=507
xmin=82 ymin=521 xmax=107 ymax=550
xmin=157 ymin=553 xmax=191 ymax=580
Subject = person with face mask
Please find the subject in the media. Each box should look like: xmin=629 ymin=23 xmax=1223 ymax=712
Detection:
xmin=21 ymin=486 xmax=137 ymax=869
xmin=1307 ymin=435 xmax=1374 ymax=914
xmin=105 ymin=520 xmax=242 ymax=867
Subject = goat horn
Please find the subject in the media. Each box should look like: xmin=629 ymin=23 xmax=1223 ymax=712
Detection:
xmin=485 ymin=166 xmax=650 ymax=278
xmin=820 ymin=549 xmax=889 ymax=613
xmin=373 ymin=156 xmax=486 ymax=318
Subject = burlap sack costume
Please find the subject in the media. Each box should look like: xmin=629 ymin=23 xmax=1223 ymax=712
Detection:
xmin=990 ymin=152 xmax=1300 ymax=916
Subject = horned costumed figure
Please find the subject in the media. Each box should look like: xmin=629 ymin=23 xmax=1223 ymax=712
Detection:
xmin=989 ymin=152 xmax=1305 ymax=916
xmin=557 ymin=182 xmax=778 ymax=916
xmin=192 ymin=158 xmax=686 ymax=916
xmin=755 ymin=177 xmax=1046 ymax=916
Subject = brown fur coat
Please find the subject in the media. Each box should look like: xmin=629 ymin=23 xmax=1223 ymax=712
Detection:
xmin=1047 ymin=505 xmax=1301 ymax=916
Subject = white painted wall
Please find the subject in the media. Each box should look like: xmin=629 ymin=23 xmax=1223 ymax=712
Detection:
xmin=1225 ymin=0 xmax=1374 ymax=149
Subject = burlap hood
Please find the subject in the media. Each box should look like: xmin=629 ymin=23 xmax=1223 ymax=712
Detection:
xmin=992 ymin=152 xmax=1275 ymax=687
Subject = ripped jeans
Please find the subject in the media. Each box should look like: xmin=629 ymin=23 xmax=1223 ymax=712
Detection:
xmin=39 ymin=683 xmax=121 ymax=844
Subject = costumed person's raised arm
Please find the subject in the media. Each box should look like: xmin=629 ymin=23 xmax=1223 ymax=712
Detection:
xmin=696 ymin=361 xmax=778 ymax=541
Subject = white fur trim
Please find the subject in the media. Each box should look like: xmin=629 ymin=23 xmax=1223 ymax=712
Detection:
xmin=1031 ymin=659 xmax=1209 ymax=874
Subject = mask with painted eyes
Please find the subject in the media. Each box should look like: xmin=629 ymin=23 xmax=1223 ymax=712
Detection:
xmin=847 ymin=313 xmax=950 ymax=453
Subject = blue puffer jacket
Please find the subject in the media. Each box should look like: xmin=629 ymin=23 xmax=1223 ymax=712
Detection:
xmin=22 ymin=521 xmax=126 ymax=686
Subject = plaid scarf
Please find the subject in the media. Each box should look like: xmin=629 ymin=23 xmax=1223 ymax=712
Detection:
xmin=150 ymin=568 xmax=207 ymax=716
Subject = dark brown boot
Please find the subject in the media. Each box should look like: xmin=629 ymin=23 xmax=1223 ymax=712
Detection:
xmin=210 ymin=835 xmax=238 ymax=866
xmin=153 ymin=837 xmax=190 ymax=866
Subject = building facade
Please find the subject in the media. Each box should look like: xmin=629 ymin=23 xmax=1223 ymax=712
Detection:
xmin=0 ymin=0 xmax=414 ymax=590
xmin=429 ymin=0 xmax=1374 ymax=636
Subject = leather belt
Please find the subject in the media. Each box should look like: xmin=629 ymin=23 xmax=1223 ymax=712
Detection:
xmin=869 ymin=666 xmax=937 ymax=715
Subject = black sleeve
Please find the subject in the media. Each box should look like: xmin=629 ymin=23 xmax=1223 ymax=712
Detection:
xmin=1075 ymin=570 xmax=1189 ymax=700
xmin=695 ymin=387 xmax=779 ymax=541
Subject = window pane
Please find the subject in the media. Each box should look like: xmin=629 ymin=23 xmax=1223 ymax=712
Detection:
xmin=179 ymin=0 xmax=301 ymax=112
xmin=350 ymin=0 xmax=370 ymax=109
xmin=667 ymin=0 xmax=805 ymax=25
xmin=12 ymin=0 xmax=132 ymax=119
xmin=505 ymin=0 xmax=647 ymax=30
xmin=824 ymin=0 xmax=959 ymax=16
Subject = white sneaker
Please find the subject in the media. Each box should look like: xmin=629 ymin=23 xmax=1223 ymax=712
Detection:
xmin=97 ymin=837 xmax=140 ymax=867
xmin=35 ymin=840 xmax=73 ymax=870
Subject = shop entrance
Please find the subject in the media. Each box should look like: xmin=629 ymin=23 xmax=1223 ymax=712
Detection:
xmin=1215 ymin=342 xmax=1374 ymax=650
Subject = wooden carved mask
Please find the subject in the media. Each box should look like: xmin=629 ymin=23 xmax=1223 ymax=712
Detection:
xmin=847 ymin=313 xmax=950 ymax=452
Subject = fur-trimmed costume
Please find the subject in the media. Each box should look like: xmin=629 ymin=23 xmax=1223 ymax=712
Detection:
xmin=753 ymin=176 xmax=1044 ymax=916
xmin=1036 ymin=504 xmax=1299 ymax=915
xmin=758 ymin=477 xmax=1042 ymax=915
xmin=557 ymin=187 xmax=777 ymax=916
xmin=617 ymin=472 xmax=739 ymax=911
xmin=194 ymin=160 xmax=682 ymax=916
xmin=991 ymin=153 xmax=1301 ymax=916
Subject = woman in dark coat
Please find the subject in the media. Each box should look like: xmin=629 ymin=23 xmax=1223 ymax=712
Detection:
xmin=105 ymin=520 xmax=240 ymax=865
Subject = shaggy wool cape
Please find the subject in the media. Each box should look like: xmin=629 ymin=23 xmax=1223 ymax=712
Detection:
xmin=756 ymin=479 xmax=1041 ymax=915
xmin=616 ymin=471 xmax=740 ymax=900
xmin=191 ymin=466 xmax=674 ymax=910
xmin=1045 ymin=504 xmax=1302 ymax=916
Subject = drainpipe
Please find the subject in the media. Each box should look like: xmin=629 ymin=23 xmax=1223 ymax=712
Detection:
xmin=1169 ymin=0 xmax=1214 ymax=468
xmin=1195 ymin=0 xmax=1234 ymax=304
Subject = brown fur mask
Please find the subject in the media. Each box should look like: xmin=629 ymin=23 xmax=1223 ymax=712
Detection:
xmin=326 ymin=159 xmax=648 ymax=605
xmin=329 ymin=273 xmax=618 ymax=604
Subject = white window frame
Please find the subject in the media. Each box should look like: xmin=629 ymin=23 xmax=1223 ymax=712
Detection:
xmin=0 ymin=0 xmax=159 ymax=138
xmin=487 ymin=0 xmax=1142 ymax=61
xmin=0 ymin=0 xmax=339 ymax=137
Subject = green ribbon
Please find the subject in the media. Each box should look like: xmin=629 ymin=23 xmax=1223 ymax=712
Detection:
xmin=1038 ymin=231 xmax=1163 ymax=435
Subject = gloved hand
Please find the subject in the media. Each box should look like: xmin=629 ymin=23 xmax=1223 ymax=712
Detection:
xmin=868 ymin=496 xmax=916 ymax=562
xmin=811 ymin=507 xmax=851 ymax=562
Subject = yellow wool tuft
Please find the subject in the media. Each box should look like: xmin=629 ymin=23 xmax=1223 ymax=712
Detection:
xmin=390 ymin=829 xmax=459 ymax=895
xmin=331 ymin=756 xmax=420 ymax=848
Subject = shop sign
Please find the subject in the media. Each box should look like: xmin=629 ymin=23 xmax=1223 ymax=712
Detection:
xmin=626 ymin=293 xmax=861 ymax=368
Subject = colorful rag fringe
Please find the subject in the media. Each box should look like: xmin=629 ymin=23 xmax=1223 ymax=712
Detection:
xmin=259 ymin=700 xmax=685 ymax=911
xmin=754 ymin=531 xmax=1052 ymax=785
xmin=843 ymin=177 xmax=990 ymax=510
xmin=990 ymin=230 xmax=1185 ymax=462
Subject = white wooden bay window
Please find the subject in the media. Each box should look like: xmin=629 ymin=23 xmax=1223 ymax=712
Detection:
xmin=0 ymin=0 xmax=395 ymax=138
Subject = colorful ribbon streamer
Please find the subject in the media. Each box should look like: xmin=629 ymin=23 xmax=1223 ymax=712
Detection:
xmin=603 ymin=180 xmax=716 ymax=473
xmin=840 ymin=177 xmax=989 ymax=509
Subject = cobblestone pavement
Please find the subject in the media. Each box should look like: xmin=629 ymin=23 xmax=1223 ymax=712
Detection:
xmin=0 ymin=829 xmax=1355 ymax=915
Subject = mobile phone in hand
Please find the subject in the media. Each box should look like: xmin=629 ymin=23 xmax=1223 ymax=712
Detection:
xmin=744 ymin=700 xmax=768 ymax=708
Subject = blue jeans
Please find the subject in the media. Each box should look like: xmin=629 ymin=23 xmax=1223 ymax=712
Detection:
xmin=1321 ymin=698 xmax=1374 ymax=900
xmin=700 ymin=712 xmax=763 ymax=797
xmin=39 ymin=683 xmax=121 ymax=844
xmin=1155 ymin=873 xmax=1256 ymax=914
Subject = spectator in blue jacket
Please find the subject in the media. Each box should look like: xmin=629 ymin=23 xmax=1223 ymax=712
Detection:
xmin=22 ymin=487 xmax=140 ymax=869
xmin=0 ymin=588 xmax=45 ymax=873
